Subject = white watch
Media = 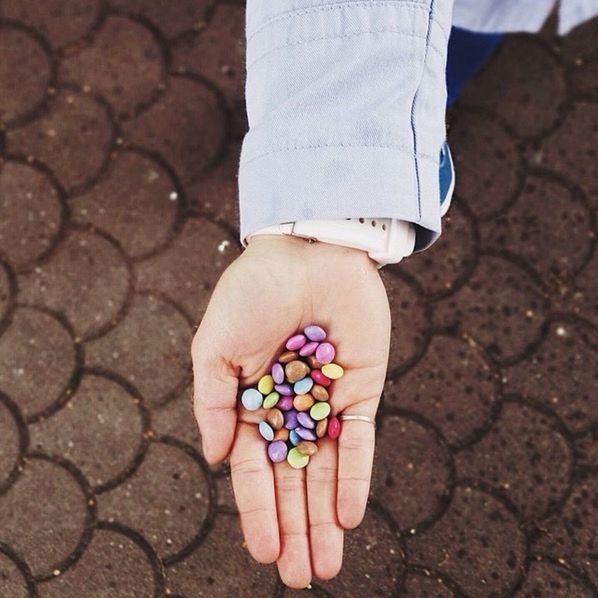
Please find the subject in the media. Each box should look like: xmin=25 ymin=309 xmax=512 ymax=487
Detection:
xmin=245 ymin=218 xmax=416 ymax=267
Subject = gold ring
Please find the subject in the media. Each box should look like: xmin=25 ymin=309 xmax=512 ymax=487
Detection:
xmin=338 ymin=414 xmax=376 ymax=427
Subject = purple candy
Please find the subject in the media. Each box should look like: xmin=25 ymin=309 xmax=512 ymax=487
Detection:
xmin=268 ymin=440 xmax=288 ymax=463
xmin=304 ymin=325 xmax=326 ymax=342
xmin=295 ymin=427 xmax=317 ymax=441
xmin=315 ymin=342 xmax=335 ymax=364
xmin=297 ymin=411 xmax=315 ymax=429
xmin=275 ymin=383 xmax=293 ymax=396
xmin=299 ymin=341 xmax=319 ymax=357
xmin=277 ymin=396 xmax=294 ymax=411
xmin=271 ymin=363 xmax=285 ymax=384
xmin=286 ymin=334 xmax=307 ymax=351
xmin=284 ymin=409 xmax=299 ymax=430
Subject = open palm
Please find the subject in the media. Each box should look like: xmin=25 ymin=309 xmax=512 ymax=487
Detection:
xmin=191 ymin=235 xmax=390 ymax=587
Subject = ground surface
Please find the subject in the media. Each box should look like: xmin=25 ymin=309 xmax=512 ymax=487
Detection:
xmin=0 ymin=2 xmax=597 ymax=597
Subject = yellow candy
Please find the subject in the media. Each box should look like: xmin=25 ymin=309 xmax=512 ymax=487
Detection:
xmin=287 ymin=447 xmax=310 ymax=469
xmin=258 ymin=374 xmax=274 ymax=395
xmin=321 ymin=363 xmax=344 ymax=380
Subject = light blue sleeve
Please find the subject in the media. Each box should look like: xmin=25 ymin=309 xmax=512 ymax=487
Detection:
xmin=238 ymin=0 xmax=454 ymax=252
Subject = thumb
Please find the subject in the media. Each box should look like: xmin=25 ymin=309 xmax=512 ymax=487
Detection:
xmin=191 ymin=339 xmax=238 ymax=465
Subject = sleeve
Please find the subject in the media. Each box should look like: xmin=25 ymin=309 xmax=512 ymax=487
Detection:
xmin=238 ymin=0 xmax=454 ymax=252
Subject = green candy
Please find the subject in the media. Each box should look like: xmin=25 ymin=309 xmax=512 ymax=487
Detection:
xmin=262 ymin=391 xmax=280 ymax=409
xmin=287 ymin=447 xmax=310 ymax=469
xmin=310 ymin=401 xmax=331 ymax=421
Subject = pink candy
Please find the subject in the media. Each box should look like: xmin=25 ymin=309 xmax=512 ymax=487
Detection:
xmin=315 ymin=342 xmax=335 ymax=364
xmin=286 ymin=334 xmax=307 ymax=350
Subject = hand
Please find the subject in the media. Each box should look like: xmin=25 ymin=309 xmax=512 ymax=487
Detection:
xmin=191 ymin=235 xmax=390 ymax=588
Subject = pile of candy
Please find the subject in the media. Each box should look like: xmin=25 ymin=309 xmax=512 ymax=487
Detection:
xmin=239 ymin=325 xmax=344 ymax=469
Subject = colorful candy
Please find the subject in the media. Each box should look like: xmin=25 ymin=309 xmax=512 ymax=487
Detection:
xmin=236 ymin=325 xmax=344 ymax=469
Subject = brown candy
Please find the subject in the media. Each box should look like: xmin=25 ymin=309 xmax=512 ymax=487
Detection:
xmin=315 ymin=418 xmax=328 ymax=438
xmin=296 ymin=441 xmax=318 ymax=456
xmin=274 ymin=427 xmax=289 ymax=442
xmin=285 ymin=359 xmax=311 ymax=383
xmin=311 ymin=384 xmax=329 ymax=402
xmin=306 ymin=355 xmax=324 ymax=370
xmin=266 ymin=408 xmax=284 ymax=430
xmin=293 ymin=393 xmax=315 ymax=412
xmin=278 ymin=350 xmax=299 ymax=364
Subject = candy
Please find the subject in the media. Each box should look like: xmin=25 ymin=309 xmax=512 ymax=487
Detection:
xmin=306 ymin=355 xmax=324 ymax=370
xmin=268 ymin=440 xmax=288 ymax=463
xmin=297 ymin=411 xmax=315 ymax=429
xmin=278 ymin=350 xmax=298 ymax=364
xmin=275 ymin=383 xmax=293 ymax=396
xmin=286 ymin=334 xmax=307 ymax=350
xmin=274 ymin=427 xmax=289 ymax=442
xmin=294 ymin=377 xmax=314 ymax=395
xmin=293 ymin=393 xmax=314 ymax=412
xmin=266 ymin=408 xmax=284 ymax=430
xmin=277 ymin=396 xmax=294 ymax=411
xmin=296 ymin=441 xmax=318 ymax=456
xmin=328 ymin=416 xmax=341 ymax=439
xmin=283 ymin=409 xmax=299 ymax=430
xmin=299 ymin=341 xmax=319 ymax=357
xmin=315 ymin=342 xmax=335 ymax=364
xmin=321 ymin=363 xmax=344 ymax=380
xmin=287 ymin=447 xmax=310 ymax=469
xmin=304 ymin=325 xmax=326 ymax=342
xmin=310 ymin=402 xmax=331 ymax=421
xmin=315 ymin=418 xmax=328 ymax=438
xmin=289 ymin=429 xmax=301 ymax=446
xmin=258 ymin=374 xmax=274 ymax=395
xmin=259 ymin=421 xmax=274 ymax=441
xmin=311 ymin=370 xmax=331 ymax=387
xmin=271 ymin=363 xmax=285 ymax=384
xmin=295 ymin=427 xmax=317 ymax=441
xmin=285 ymin=360 xmax=310 ymax=383
xmin=311 ymin=384 xmax=329 ymax=402
xmin=262 ymin=391 xmax=280 ymax=409
xmin=241 ymin=388 xmax=263 ymax=411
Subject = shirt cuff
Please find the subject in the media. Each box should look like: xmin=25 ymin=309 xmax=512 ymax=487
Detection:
xmin=239 ymin=0 xmax=453 ymax=252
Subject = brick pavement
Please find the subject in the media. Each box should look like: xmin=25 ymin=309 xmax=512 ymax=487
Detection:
xmin=0 ymin=2 xmax=597 ymax=596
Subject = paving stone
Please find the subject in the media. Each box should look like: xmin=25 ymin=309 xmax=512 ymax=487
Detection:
xmin=480 ymin=174 xmax=592 ymax=282
xmin=449 ymin=111 xmax=521 ymax=219
xmin=73 ymin=150 xmax=178 ymax=259
xmin=108 ymin=0 xmax=213 ymax=39
xmin=515 ymin=559 xmax=595 ymax=597
xmin=385 ymin=334 xmax=500 ymax=447
xmin=0 ymin=261 xmax=12 ymax=324
xmin=383 ymin=271 xmax=429 ymax=374
xmin=38 ymin=527 xmax=158 ymax=598
xmin=150 ymin=384 xmax=200 ymax=448
xmin=569 ymin=247 xmax=598 ymax=328
xmin=0 ymin=161 xmax=63 ymax=272
xmin=135 ymin=217 xmax=239 ymax=321
xmin=407 ymin=486 xmax=526 ymax=597
xmin=59 ymin=15 xmax=165 ymax=120
xmin=400 ymin=571 xmax=459 ymax=597
xmin=434 ymin=255 xmax=548 ymax=364
xmin=97 ymin=441 xmax=210 ymax=560
xmin=460 ymin=36 xmax=565 ymax=138
xmin=122 ymin=75 xmax=227 ymax=186
xmin=165 ymin=513 xmax=276 ymax=597
xmin=532 ymin=475 xmax=598 ymax=587
xmin=172 ymin=4 xmax=245 ymax=108
xmin=456 ymin=402 xmax=573 ymax=521
xmin=504 ymin=320 xmax=598 ymax=434
xmin=396 ymin=204 xmax=476 ymax=299
xmin=17 ymin=228 xmax=130 ymax=340
xmin=0 ymin=550 xmax=30 ymax=598
xmin=85 ymin=292 xmax=192 ymax=406
xmin=2 ymin=0 xmax=101 ymax=48
xmin=29 ymin=373 xmax=146 ymax=489
xmin=569 ymin=55 xmax=598 ymax=100
xmin=372 ymin=415 xmax=452 ymax=531
xmin=574 ymin=428 xmax=598 ymax=469
xmin=7 ymin=89 xmax=113 ymax=193
xmin=0 ymin=307 xmax=77 ymax=419
xmin=0 ymin=25 xmax=51 ymax=127
xmin=0 ymin=457 xmax=89 ymax=577
xmin=0 ymin=396 xmax=21 ymax=489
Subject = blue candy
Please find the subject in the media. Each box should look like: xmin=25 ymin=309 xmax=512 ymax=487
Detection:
xmin=293 ymin=376 xmax=314 ymax=395
xmin=289 ymin=429 xmax=301 ymax=446
xmin=259 ymin=421 xmax=274 ymax=441
xmin=241 ymin=388 xmax=263 ymax=411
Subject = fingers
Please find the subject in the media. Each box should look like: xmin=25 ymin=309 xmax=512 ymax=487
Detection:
xmin=274 ymin=462 xmax=312 ymax=589
xmin=192 ymin=345 xmax=238 ymax=464
xmin=230 ymin=423 xmax=280 ymax=563
xmin=307 ymin=438 xmax=344 ymax=580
